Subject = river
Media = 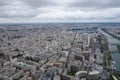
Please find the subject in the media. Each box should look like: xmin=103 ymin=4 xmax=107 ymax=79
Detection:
xmin=98 ymin=28 xmax=120 ymax=72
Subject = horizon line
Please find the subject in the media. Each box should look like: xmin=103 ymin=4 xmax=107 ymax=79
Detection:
xmin=0 ymin=21 xmax=120 ymax=24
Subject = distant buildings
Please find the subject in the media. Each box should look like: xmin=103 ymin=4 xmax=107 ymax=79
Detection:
xmin=0 ymin=23 xmax=115 ymax=80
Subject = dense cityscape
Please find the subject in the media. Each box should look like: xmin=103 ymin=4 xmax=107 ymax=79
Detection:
xmin=0 ymin=23 xmax=120 ymax=80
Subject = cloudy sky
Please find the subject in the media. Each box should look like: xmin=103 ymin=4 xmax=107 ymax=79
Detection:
xmin=0 ymin=0 xmax=120 ymax=23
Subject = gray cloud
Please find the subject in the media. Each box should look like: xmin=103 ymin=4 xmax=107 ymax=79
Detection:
xmin=0 ymin=0 xmax=120 ymax=23
xmin=0 ymin=0 xmax=11 ymax=7
xmin=23 ymin=0 xmax=59 ymax=8
xmin=68 ymin=0 xmax=120 ymax=8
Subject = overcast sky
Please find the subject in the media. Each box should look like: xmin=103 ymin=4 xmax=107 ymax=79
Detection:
xmin=0 ymin=0 xmax=120 ymax=23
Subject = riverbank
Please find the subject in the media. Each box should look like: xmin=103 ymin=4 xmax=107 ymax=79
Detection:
xmin=98 ymin=28 xmax=120 ymax=79
xmin=102 ymin=29 xmax=120 ymax=40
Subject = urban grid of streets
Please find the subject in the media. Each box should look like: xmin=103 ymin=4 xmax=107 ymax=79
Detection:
xmin=0 ymin=23 xmax=120 ymax=80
